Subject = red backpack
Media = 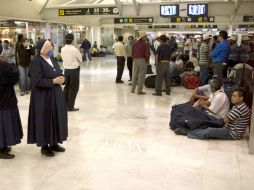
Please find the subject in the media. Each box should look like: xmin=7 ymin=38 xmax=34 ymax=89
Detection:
xmin=183 ymin=75 xmax=200 ymax=89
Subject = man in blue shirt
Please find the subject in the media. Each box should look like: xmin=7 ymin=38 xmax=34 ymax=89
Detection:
xmin=211 ymin=31 xmax=230 ymax=79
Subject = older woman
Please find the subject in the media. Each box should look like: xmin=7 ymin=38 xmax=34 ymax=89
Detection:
xmin=28 ymin=40 xmax=68 ymax=157
xmin=0 ymin=44 xmax=23 ymax=159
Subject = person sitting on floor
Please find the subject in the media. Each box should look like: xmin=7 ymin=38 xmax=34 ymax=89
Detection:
xmin=191 ymin=78 xmax=230 ymax=119
xmin=175 ymin=87 xmax=251 ymax=140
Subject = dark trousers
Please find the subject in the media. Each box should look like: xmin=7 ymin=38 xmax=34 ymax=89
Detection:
xmin=213 ymin=62 xmax=223 ymax=79
xmin=116 ymin=56 xmax=125 ymax=82
xmin=155 ymin=62 xmax=171 ymax=94
xmin=199 ymin=65 xmax=209 ymax=86
xmin=127 ymin=57 xmax=133 ymax=80
xmin=64 ymin=67 xmax=80 ymax=110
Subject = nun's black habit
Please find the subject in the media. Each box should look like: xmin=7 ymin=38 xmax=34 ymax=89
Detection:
xmin=27 ymin=40 xmax=68 ymax=146
xmin=0 ymin=45 xmax=23 ymax=148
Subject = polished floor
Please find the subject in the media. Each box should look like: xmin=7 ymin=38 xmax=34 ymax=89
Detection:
xmin=1 ymin=56 xmax=254 ymax=190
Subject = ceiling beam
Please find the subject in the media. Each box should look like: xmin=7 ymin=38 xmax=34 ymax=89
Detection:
xmin=114 ymin=0 xmax=122 ymax=16
xmin=132 ymin=0 xmax=139 ymax=16
xmin=39 ymin=0 xmax=50 ymax=14
xmin=230 ymin=0 xmax=243 ymax=24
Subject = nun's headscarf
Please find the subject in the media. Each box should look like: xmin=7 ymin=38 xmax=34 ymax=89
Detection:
xmin=36 ymin=39 xmax=53 ymax=55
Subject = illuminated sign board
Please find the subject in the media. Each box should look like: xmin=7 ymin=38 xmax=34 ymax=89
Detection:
xmin=59 ymin=7 xmax=119 ymax=16
xmin=160 ymin=4 xmax=179 ymax=17
xmin=187 ymin=4 xmax=208 ymax=16
xmin=114 ymin=17 xmax=153 ymax=24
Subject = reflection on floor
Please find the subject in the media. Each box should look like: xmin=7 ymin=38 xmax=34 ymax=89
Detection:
xmin=1 ymin=56 xmax=254 ymax=190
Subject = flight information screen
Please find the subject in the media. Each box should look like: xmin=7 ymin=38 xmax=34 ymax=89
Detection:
xmin=160 ymin=4 xmax=179 ymax=17
xmin=187 ymin=4 xmax=208 ymax=16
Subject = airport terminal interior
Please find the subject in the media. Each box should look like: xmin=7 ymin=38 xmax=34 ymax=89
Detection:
xmin=1 ymin=0 xmax=254 ymax=190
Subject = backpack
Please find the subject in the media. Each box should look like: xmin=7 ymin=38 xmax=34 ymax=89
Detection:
xmin=145 ymin=75 xmax=156 ymax=88
xmin=183 ymin=75 xmax=200 ymax=89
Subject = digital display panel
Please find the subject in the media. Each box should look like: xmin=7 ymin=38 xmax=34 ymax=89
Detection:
xmin=160 ymin=4 xmax=179 ymax=17
xmin=187 ymin=4 xmax=208 ymax=16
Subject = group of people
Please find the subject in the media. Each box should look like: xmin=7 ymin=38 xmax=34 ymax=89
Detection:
xmin=171 ymin=78 xmax=251 ymax=141
xmin=0 ymin=33 xmax=83 ymax=159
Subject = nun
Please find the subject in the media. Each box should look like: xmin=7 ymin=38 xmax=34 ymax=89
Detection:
xmin=0 ymin=44 xmax=23 ymax=159
xmin=28 ymin=40 xmax=68 ymax=157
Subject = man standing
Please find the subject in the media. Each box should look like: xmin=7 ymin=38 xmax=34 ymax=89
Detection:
xmin=61 ymin=33 xmax=82 ymax=111
xmin=81 ymin=38 xmax=92 ymax=61
xmin=153 ymin=35 xmax=174 ymax=96
xmin=211 ymin=30 xmax=230 ymax=79
xmin=114 ymin=36 xmax=126 ymax=83
xmin=131 ymin=31 xmax=151 ymax=95
xmin=199 ymin=34 xmax=211 ymax=86
xmin=125 ymin=36 xmax=135 ymax=83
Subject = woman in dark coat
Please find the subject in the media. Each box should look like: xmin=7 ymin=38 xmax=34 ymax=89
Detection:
xmin=0 ymin=44 xmax=23 ymax=159
xmin=28 ymin=40 xmax=68 ymax=157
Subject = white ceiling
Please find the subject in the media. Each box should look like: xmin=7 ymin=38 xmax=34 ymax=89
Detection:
xmin=46 ymin=0 xmax=242 ymax=8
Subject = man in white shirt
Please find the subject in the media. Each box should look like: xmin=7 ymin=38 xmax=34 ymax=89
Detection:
xmin=114 ymin=36 xmax=126 ymax=83
xmin=61 ymin=33 xmax=82 ymax=111
xmin=197 ymin=78 xmax=229 ymax=118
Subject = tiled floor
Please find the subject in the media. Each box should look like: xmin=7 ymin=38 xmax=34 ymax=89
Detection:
xmin=1 ymin=56 xmax=254 ymax=190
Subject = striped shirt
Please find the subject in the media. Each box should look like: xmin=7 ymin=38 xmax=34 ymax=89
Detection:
xmin=199 ymin=42 xmax=209 ymax=65
xmin=226 ymin=102 xmax=251 ymax=139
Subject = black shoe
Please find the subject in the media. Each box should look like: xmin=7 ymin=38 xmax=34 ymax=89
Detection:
xmin=152 ymin=93 xmax=162 ymax=96
xmin=137 ymin=92 xmax=146 ymax=95
xmin=41 ymin=146 xmax=55 ymax=157
xmin=174 ymin=128 xmax=187 ymax=136
xmin=166 ymin=90 xmax=171 ymax=95
xmin=0 ymin=151 xmax=15 ymax=159
xmin=1 ymin=147 xmax=11 ymax=153
xmin=50 ymin=144 xmax=65 ymax=152
xmin=116 ymin=80 xmax=124 ymax=83
xmin=68 ymin=108 xmax=79 ymax=112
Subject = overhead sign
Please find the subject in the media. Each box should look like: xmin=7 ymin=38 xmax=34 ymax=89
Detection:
xmin=188 ymin=25 xmax=217 ymax=29
xmin=148 ymin=25 xmax=176 ymax=29
xmin=187 ymin=4 xmax=208 ymax=16
xmin=171 ymin=16 xmax=215 ymax=23
xmin=160 ymin=4 xmax=179 ymax=17
xmin=243 ymin=16 xmax=254 ymax=22
xmin=59 ymin=7 xmax=119 ymax=16
xmin=114 ymin=17 xmax=153 ymax=24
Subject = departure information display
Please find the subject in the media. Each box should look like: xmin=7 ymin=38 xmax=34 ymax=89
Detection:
xmin=160 ymin=4 xmax=179 ymax=17
xmin=187 ymin=4 xmax=208 ymax=16
xmin=59 ymin=7 xmax=119 ymax=16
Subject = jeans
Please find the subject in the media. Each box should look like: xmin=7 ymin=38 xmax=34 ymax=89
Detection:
xmin=18 ymin=65 xmax=30 ymax=92
xmin=83 ymin=49 xmax=92 ymax=61
xmin=187 ymin=127 xmax=234 ymax=140
xmin=199 ymin=65 xmax=209 ymax=86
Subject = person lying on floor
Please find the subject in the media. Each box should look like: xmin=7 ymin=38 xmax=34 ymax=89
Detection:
xmin=175 ymin=87 xmax=251 ymax=140
xmin=191 ymin=78 xmax=229 ymax=118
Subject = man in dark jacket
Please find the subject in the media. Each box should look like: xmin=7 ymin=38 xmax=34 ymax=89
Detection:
xmin=16 ymin=37 xmax=35 ymax=96
xmin=81 ymin=38 xmax=92 ymax=61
